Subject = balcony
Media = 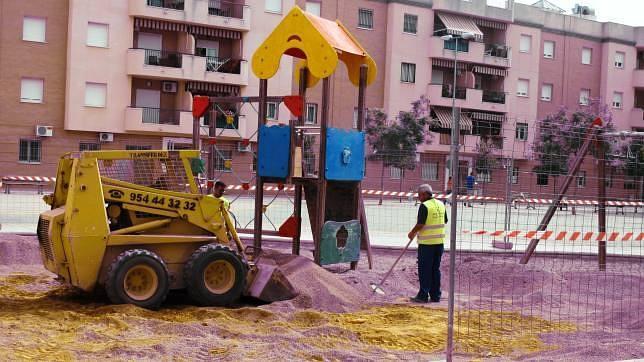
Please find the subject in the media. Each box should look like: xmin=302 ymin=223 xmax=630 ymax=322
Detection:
xmin=127 ymin=48 xmax=249 ymax=85
xmin=125 ymin=107 xmax=193 ymax=135
xmin=427 ymin=83 xmax=507 ymax=113
xmin=429 ymin=37 xmax=511 ymax=68
xmin=482 ymin=90 xmax=506 ymax=104
xmin=632 ymin=108 xmax=644 ymax=122
xmin=129 ymin=0 xmax=250 ymax=31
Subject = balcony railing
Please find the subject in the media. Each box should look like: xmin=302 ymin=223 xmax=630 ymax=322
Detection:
xmin=484 ymin=44 xmax=509 ymax=59
xmin=207 ymin=56 xmax=243 ymax=74
xmin=141 ymin=107 xmax=182 ymax=125
xmin=142 ymin=49 xmax=183 ymax=68
xmin=441 ymin=84 xmax=466 ymax=99
xmin=482 ymin=90 xmax=506 ymax=104
xmin=147 ymin=0 xmax=184 ymax=10
xmin=208 ymin=0 xmax=244 ymax=19
xmin=203 ymin=112 xmax=239 ymax=128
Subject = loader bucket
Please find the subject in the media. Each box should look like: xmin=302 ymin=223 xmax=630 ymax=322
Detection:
xmin=246 ymin=252 xmax=298 ymax=302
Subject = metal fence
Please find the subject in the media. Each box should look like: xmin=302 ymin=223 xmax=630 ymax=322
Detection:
xmin=0 ymin=120 xmax=642 ymax=359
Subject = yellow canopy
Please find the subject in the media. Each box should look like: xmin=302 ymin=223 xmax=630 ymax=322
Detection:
xmin=251 ymin=6 xmax=377 ymax=87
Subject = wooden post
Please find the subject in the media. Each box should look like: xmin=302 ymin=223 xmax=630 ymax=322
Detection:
xmin=315 ymin=77 xmax=330 ymax=265
xmin=520 ymin=123 xmax=601 ymax=264
xmin=253 ymin=79 xmax=268 ymax=257
xmin=597 ymin=131 xmax=607 ymax=270
xmin=353 ymin=64 xmax=372 ymax=269
xmin=293 ymin=67 xmax=308 ymax=256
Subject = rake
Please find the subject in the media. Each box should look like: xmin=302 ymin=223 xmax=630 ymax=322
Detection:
xmin=370 ymin=237 xmax=414 ymax=295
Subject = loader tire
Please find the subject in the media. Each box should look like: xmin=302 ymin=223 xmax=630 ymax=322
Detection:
xmin=184 ymin=244 xmax=247 ymax=306
xmin=105 ymin=249 xmax=170 ymax=310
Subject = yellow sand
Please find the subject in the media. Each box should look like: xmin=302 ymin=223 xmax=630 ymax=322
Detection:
xmin=0 ymin=273 xmax=576 ymax=360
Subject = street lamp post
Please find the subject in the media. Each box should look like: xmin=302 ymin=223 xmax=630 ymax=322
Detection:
xmin=440 ymin=31 xmax=475 ymax=362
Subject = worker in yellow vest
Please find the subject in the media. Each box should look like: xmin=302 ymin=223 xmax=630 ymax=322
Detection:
xmin=407 ymin=184 xmax=447 ymax=303
xmin=213 ymin=181 xmax=231 ymax=211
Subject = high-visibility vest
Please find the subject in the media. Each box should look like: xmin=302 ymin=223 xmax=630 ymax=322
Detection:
xmin=219 ymin=196 xmax=230 ymax=210
xmin=417 ymin=198 xmax=446 ymax=245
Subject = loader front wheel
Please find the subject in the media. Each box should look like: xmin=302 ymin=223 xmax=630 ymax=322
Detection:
xmin=184 ymin=244 xmax=247 ymax=306
xmin=105 ymin=249 xmax=169 ymax=309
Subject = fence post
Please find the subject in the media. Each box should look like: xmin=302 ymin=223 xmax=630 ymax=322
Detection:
xmin=504 ymin=157 xmax=513 ymax=244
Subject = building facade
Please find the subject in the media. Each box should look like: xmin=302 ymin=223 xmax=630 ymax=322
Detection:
xmin=1 ymin=0 xmax=642 ymax=199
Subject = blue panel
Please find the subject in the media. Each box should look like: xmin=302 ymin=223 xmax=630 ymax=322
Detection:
xmin=258 ymin=125 xmax=291 ymax=179
xmin=325 ymin=128 xmax=365 ymax=181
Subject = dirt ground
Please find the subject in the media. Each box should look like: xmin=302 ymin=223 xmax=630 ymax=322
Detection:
xmin=1 ymin=234 xmax=644 ymax=361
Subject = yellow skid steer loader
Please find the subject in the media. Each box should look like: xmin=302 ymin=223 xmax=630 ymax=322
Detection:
xmin=37 ymin=150 xmax=295 ymax=309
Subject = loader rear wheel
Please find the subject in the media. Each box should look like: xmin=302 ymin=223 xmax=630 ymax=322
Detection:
xmin=105 ymin=249 xmax=169 ymax=309
xmin=184 ymin=244 xmax=247 ymax=306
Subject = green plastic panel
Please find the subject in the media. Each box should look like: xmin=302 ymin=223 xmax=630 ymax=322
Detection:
xmin=320 ymin=220 xmax=361 ymax=265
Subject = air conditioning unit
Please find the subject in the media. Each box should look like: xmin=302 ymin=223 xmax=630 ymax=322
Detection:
xmin=162 ymin=81 xmax=177 ymax=93
xmin=237 ymin=141 xmax=251 ymax=152
xmin=99 ymin=132 xmax=114 ymax=142
xmin=35 ymin=125 xmax=53 ymax=137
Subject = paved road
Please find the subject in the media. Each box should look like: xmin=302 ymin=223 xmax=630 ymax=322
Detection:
xmin=1 ymin=192 xmax=642 ymax=256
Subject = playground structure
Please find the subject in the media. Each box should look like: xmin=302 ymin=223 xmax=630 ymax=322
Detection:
xmin=191 ymin=6 xmax=377 ymax=269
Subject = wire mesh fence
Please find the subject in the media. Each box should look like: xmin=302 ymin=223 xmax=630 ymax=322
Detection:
xmin=0 ymin=117 xmax=642 ymax=359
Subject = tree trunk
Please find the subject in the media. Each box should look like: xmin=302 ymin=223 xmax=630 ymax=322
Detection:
xmin=399 ymin=169 xmax=404 ymax=203
xmin=379 ymin=160 xmax=385 ymax=206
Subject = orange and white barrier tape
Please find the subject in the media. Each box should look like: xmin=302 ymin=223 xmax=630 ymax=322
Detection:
xmin=462 ymin=230 xmax=644 ymax=242
xmin=2 ymin=176 xmax=56 ymax=182
xmin=515 ymin=198 xmax=644 ymax=207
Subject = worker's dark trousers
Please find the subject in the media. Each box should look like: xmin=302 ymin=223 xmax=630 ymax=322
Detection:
xmin=417 ymin=243 xmax=444 ymax=301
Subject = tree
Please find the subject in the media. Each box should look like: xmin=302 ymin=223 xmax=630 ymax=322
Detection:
xmin=618 ymin=138 xmax=644 ymax=199
xmin=365 ymin=96 xmax=432 ymax=204
xmin=532 ymin=100 xmax=616 ymax=192
xmin=474 ymin=137 xmax=501 ymax=193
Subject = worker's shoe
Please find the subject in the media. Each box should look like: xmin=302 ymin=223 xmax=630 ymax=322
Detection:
xmin=429 ymin=298 xmax=441 ymax=303
xmin=409 ymin=296 xmax=428 ymax=303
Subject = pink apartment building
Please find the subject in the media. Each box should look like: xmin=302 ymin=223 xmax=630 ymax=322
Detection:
xmin=1 ymin=0 xmax=642 ymax=199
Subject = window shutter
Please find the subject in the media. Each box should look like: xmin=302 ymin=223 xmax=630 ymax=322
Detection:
xmin=23 ymin=17 xmax=46 ymax=42
xmin=21 ymin=78 xmax=44 ymax=103
xmin=579 ymin=89 xmax=590 ymax=105
xmin=541 ymin=84 xmax=552 ymax=101
xmin=265 ymin=0 xmax=281 ymax=13
xmin=87 ymin=22 xmax=109 ymax=47
xmin=519 ymin=35 xmax=531 ymax=53
xmin=517 ymin=79 xmax=529 ymax=96
xmin=612 ymin=92 xmax=623 ymax=108
xmin=615 ymin=52 xmax=625 ymax=68
xmin=543 ymin=41 xmax=554 ymax=58
xmin=85 ymin=83 xmax=107 ymax=107
xmin=305 ymin=2 xmax=320 ymax=16
xmin=582 ymin=48 xmax=592 ymax=64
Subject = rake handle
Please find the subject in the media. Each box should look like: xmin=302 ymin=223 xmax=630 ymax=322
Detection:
xmin=377 ymin=237 xmax=415 ymax=287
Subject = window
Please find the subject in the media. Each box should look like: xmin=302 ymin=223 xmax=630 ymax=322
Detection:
xmin=517 ymin=79 xmax=529 ymax=97
xmin=19 ymin=139 xmax=41 ymax=163
xmin=20 ymin=78 xmax=44 ymax=103
xmin=79 ymin=142 xmax=100 ymax=151
xmin=421 ymin=162 xmax=439 ymax=181
xmin=305 ymin=1 xmax=320 ymax=16
xmin=537 ymin=173 xmax=548 ymax=186
xmin=87 ymin=22 xmax=109 ymax=48
xmin=582 ymin=47 xmax=592 ymax=64
xmin=358 ymin=8 xmax=373 ymax=29
xmin=403 ymin=14 xmax=418 ymax=34
xmin=353 ymin=107 xmax=358 ymax=129
xmin=444 ymin=38 xmax=469 ymax=52
xmin=541 ymin=83 xmax=552 ymax=101
xmin=515 ymin=123 xmax=528 ymax=141
xmin=390 ymin=166 xmax=402 ymax=179
xmin=23 ymin=17 xmax=46 ymax=42
xmin=519 ymin=34 xmax=531 ymax=53
xmin=265 ymin=0 xmax=281 ymax=13
xmin=579 ymin=89 xmax=590 ymax=105
xmin=476 ymin=170 xmax=491 ymax=183
xmin=612 ymin=92 xmax=623 ymax=108
xmin=401 ymin=63 xmax=416 ymax=83
xmin=266 ymin=102 xmax=278 ymax=120
xmin=305 ymin=103 xmax=317 ymax=124
xmin=543 ymin=41 xmax=555 ymax=58
xmin=126 ymin=145 xmax=152 ymax=150
xmin=215 ymin=149 xmax=233 ymax=171
xmin=577 ymin=171 xmax=586 ymax=188
xmin=84 ymin=82 xmax=107 ymax=107
xmin=512 ymin=167 xmax=519 ymax=184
